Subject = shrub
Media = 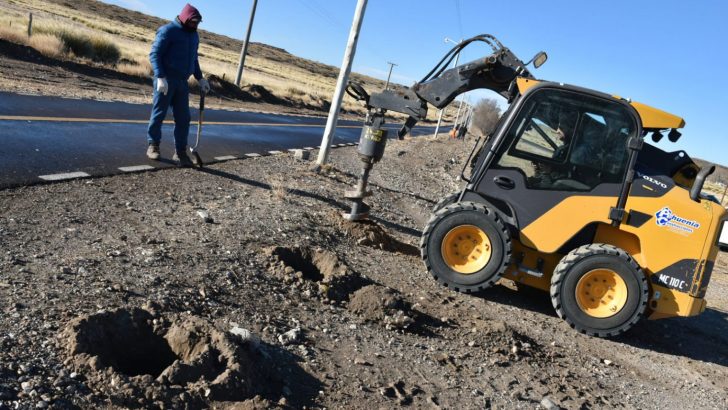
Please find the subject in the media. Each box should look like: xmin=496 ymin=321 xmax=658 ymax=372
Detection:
xmin=0 ymin=26 xmax=28 ymax=45
xmin=28 ymin=33 xmax=63 ymax=58
xmin=90 ymin=36 xmax=120 ymax=64
xmin=35 ymin=25 xmax=120 ymax=64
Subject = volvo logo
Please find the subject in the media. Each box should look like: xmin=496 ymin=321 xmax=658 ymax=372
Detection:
xmin=637 ymin=172 xmax=668 ymax=189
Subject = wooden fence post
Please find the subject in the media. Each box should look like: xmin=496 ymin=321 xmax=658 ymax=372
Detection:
xmin=27 ymin=13 xmax=33 ymax=37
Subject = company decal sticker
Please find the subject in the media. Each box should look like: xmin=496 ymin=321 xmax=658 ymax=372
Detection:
xmin=655 ymin=207 xmax=700 ymax=235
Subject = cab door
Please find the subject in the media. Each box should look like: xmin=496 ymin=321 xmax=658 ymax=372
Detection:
xmin=475 ymin=87 xmax=639 ymax=253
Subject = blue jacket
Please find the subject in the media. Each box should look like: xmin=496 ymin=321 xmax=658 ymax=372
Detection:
xmin=149 ymin=19 xmax=203 ymax=81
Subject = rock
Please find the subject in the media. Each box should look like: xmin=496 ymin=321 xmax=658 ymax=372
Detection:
xmin=0 ymin=386 xmax=17 ymax=400
xmin=36 ymin=401 xmax=49 ymax=409
xmin=21 ymin=381 xmax=33 ymax=392
xmin=278 ymin=328 xmax=302 ymax=345
xmin=353 ymin=357 xmax=372 ymax=366
xmin=540 ymin=396 xmax=561 ymax=410
xmin=230 ymin=326 xmax=260 ymax=348
xmin=603 ymin=359 xmax=613 ymax=366
xmin=293 ymin=149 xmax=310 ymax=161
xmin=59 ymin=266 xmax=74 ymax=275
xmin=196 ymin=210 xmax=213 ymax=223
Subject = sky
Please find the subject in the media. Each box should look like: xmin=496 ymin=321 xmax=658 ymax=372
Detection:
xmin=101 ymin=0 xmax=727 ymax=165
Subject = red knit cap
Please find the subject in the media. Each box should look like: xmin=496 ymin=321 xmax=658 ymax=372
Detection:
xmin=179 ymin=4 xmax=202 ymax=25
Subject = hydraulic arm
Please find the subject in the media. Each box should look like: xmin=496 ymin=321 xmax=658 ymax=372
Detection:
xmin=343 ymin=34 xmax=547 ymax=220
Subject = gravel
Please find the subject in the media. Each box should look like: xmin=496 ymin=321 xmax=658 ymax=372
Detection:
xmin=0 ymin=136 xmax=727 ymax=408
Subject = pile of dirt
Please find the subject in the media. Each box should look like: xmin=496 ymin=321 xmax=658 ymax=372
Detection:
xmin=462 ymin=319 xmax=554 ymax=367
xmin=59 ymin=306 xmax=280 ymax=408
xmin=264 ymin=246 xmax=368 ymax=301
xmin=335 ymin=216 xmax=419 ymax=255
xmin=348 ymin=284 xmax=415 ymax=330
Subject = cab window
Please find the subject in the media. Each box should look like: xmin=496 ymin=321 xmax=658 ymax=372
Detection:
xmin=497 ymin=88 xmax=637 ymax=191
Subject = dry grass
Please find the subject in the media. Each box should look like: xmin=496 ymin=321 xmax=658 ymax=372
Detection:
xmin=0 ymin=25 xmax=29 ymax=45
xmin=117 ymin=58 xmax=152 ymax=78
xmin=704 ymin=182 xmax=728 ymax=207
xmin=28 ymin=33 xmax=63 ymax=58
xmin=35 ymin=23 xmax=120 ymax=63
xmin=267 ymin=174 xmax=291 ymax=201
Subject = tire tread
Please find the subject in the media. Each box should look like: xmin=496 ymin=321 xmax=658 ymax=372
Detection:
xmin=550 ymin=243 xmax=648 ymax=338
xmin=421 ymin=202 xmax=512 ymax=293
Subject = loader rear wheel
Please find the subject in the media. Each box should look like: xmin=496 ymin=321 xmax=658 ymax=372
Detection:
xmin=421 ymin=202 xmax=511 ymax=293
xmin=550 ymin=244 xmax=648 ymax=338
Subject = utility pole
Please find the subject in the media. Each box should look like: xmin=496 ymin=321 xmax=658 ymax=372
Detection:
xmin=235 ymin=0 xmax=258 ymax=87
xmin=27 ymin=12 xmax=32 ymax=37
xmin=454 ymin=94 xmax=466 ymax=126
xmin=434 ymin=38 xmax=462 ymax=138
xmin=316 ymin=0 xmax=368 ymax=167
xmin=384 ymin=61 xmax=397 ymax=90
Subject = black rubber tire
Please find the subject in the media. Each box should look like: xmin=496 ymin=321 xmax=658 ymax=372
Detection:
xmin=421 ymin=202 xmax=512 ymax=293
xmin=550 ymin=244 xmax=648 ymax=338
xmin=432 ymin=192 xmax=460 ymax=214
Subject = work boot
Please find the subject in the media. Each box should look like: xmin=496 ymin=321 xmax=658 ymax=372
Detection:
xmin=146 ymin=143 xmax=160 ymax=160
xmin=173 ymin=150 xmax=194 ymax=168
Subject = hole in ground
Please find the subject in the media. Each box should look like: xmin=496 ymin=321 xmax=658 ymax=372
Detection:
xmin=74 ymin=309 xmax=177 ymax=377
xmin=272 ymin=247 xmax=324 ymax=281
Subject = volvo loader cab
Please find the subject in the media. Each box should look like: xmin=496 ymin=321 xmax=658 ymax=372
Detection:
xmin=344 ymin=34 xmax=728 ymax=337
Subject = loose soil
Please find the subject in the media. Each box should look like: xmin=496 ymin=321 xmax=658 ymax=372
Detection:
xmin=1 ymin=137 xmax=727 ymax=409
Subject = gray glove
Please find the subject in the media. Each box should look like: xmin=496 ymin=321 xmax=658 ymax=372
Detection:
xmin=156 ymin=78 xmax=168 ymax=95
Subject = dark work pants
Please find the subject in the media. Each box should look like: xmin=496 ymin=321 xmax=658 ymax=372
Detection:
xmin=147 ymin=78 xmax=190 ymax=153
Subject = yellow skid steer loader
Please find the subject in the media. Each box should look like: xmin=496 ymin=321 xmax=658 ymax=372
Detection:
xmin=343 ymin=34 xmax=728 ymax=337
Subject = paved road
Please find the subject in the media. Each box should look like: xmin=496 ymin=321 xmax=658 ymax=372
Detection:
xmin=0 ymin=92 xmax=436 ymax=189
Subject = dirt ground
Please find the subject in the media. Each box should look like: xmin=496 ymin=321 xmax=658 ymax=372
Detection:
xmin=1 ymin=136 xmax=727 ymax=409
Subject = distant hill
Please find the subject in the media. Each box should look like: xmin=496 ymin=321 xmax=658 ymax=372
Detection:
xmin=694 ymin=158 xmax=728 ymax=184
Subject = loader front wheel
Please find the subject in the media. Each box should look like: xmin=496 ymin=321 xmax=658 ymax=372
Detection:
xmin=421 ymin=202 xmax=511 ymax=293
xmin=550 ymin=244 xmax=648 ymax=337
xmin=432 ymin=192 xmax=460 ymax=213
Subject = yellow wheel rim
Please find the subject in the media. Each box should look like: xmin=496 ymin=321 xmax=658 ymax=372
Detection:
xmin=575 ymin=269 xmax=628 ymax=318
xmin=441 ymin=225 xmax=492 ymax=274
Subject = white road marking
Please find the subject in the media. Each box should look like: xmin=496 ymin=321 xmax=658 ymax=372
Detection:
xmin=118 ymin=165 xmax=155 ymax=172
xmin=39 ymin=171 xmax=90 ymax=181
xmin=214 ymin=155 xmax=237 ymax=161
xmin=268 ymin=150 xmax=283 ymax=155
xmin=244 ymin=153 xmax=261 ymax=158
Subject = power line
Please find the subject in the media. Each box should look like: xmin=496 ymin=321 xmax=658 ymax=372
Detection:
xmin=454 ymin=0 xmax=464 ymax=41
xmin=296 ymin=0 xmax=392 ymax=69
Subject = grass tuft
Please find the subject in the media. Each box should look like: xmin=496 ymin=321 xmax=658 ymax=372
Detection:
xmin=117 ymin=58 xmax=152 ymax=77
xmin=28 ymin=33 xmax=63 ymax=58
xmin=36 ymin=24 xmax=120 ymax=64
xmin=0 ymin=25 xmax=28 ymax=45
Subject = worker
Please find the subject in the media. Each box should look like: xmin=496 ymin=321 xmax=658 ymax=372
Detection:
xmin=146 ymin=3 xmax=211 ymax=167
xmin=457 ymin=125 xmax=467 ymax=140
xmin=529 ymin=107 xmax=579 ymax=188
